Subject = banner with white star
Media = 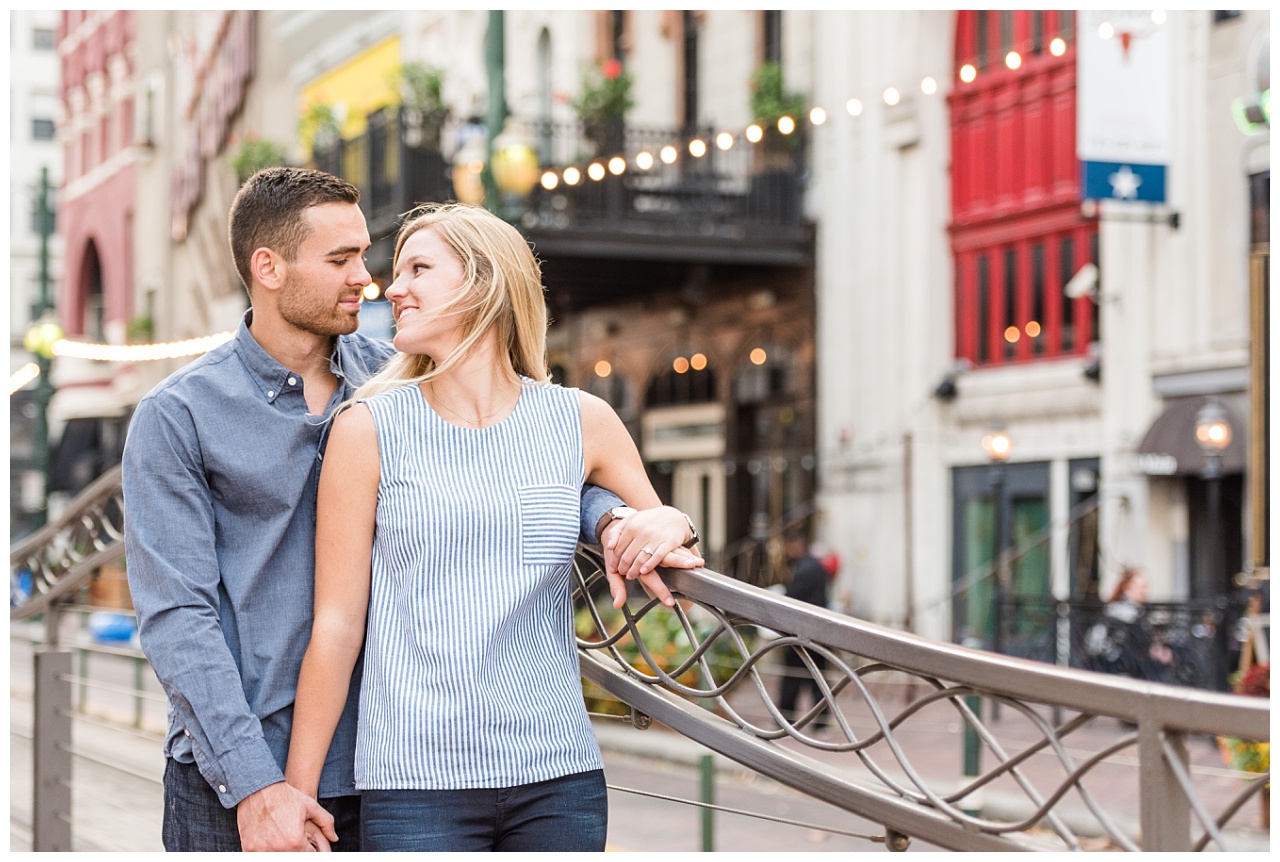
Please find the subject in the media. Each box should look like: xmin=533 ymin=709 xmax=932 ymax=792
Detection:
xmin=1077 ymin=10 xmax=1172 ymax=203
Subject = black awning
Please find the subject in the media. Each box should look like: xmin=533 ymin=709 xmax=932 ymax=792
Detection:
xmin=1135 ymin=395 xmax=1246 ymax=476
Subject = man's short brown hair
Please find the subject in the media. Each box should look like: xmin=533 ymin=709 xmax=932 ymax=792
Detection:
xmin=227 ymin=167 xmax=360 ymax=294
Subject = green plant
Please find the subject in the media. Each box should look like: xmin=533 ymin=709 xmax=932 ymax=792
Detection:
xmin=126 ymin=314 xmax=154 ymax=344
xmin=300 ymin=102 xmax=343 ymax=152
xmin=575 ymin=600 xmax=752 ymax=717
xmin=572 ymin=58 xmax=634 ymax=154
xmin=228 ymin=134 xmax=288 ymax=183
xmin=749 ymin=61 xmax=807 ymax=152
xmin=395 ymin=61 xmax=447 ymax=116
xmin=393 ymin=61 xmax=450 ymax=149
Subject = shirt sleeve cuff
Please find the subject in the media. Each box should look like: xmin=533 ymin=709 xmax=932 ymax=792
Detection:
xmin=580 ymin=485 xmax=625 ymax=544
xmin=203 ymin=741 xmax=287 ymax=809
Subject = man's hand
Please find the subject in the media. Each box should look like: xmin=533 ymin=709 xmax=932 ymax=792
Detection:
xmin=601 ymin=508 xmax=704 ymax=609
xmin=236 ymin=781 xmax=337 ymax=852
xmin=304 ymin=818 xmax=334 ymax=852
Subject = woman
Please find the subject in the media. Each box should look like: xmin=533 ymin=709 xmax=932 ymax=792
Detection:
xmin=285 ymin=203 xmax=700 ymax=851
xmin=1086 ymin=567 xmax=1174 ymax=683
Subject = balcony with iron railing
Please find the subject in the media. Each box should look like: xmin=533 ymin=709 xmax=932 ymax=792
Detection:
xmin=310 ymin=108 xmax=811 ymax=299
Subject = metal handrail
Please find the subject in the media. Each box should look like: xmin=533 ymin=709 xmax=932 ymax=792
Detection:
xmin=11 ymin=470 xmax=1271 ymax=851
xmin=572 ymin=549 xmax=1270 ymax=851
xmin=10 ymin=465 xmax=125 ymax=630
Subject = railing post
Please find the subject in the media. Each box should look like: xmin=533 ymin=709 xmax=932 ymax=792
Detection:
xmin=699 ymin=753 xmax=715 ymax=851
xmin=33 ymin=647 xmax=73 ymax=851
xmin=1139 ymin=723 xmax=1191 ymax=850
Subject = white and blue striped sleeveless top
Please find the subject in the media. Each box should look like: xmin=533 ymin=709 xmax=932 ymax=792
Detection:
xmin=355 ymin=380 xmax=602 ymax=790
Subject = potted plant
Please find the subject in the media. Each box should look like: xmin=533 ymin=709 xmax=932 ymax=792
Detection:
xmin=749 ymin=60 xmax=806 ymax=155
xmin=394 ymin=61 xmax=449 ymax=150
xmin=747 ymin=61 xmax=806 ymax=221
xmin=1216 ymin=661 xmax=1270 ymax=828
xmin=227 ymin=133 xmax=288 ymax=184
xmin=572 ymin=58 xmax=634 ymax=156
xmin=300 ymin=101 xmax=343 ymax=155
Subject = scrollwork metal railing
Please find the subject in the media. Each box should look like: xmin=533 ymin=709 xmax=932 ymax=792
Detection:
xmin=10 ymin=465 xmax=125 ymax=637
xmin=572 ymin=547 xmax=1270 ymax=852
xmin=9 ymin=471 xmax=1270 ymax=851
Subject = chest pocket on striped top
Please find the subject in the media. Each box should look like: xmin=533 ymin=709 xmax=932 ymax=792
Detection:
xmin=517 ymin=484 xmax=581 ymax=566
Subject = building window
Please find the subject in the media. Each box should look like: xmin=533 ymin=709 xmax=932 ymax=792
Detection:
xmin=950 ymin=10 xmax=1098 ymax=367
xmin=647 ymin=361 xmax=717 ymax=407
xmin=681 ymin=11 xmax=700 ymax=131
xmin=33 ymin=28 xmax=55 ymax=50
xmin=762 ymin=10 xmax=781 ymax=64
xmin=32 ymin=118 xmax=55 ymax=141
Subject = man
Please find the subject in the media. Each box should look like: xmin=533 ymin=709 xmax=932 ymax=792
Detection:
xmin=778 ymin=531 xmax=831 ymax=731
xmin=123 ymin=167 xmax=697 ymax=852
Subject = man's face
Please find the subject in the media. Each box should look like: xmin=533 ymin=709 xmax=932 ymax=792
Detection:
xmin=277 ymin=202 xmax=372 ymax=337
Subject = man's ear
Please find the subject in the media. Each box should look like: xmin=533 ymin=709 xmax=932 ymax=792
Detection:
xmin=250 ymin=247 xmax=285 ymax=293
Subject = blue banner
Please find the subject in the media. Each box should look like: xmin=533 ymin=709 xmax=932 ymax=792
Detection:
xmin=1081 ymin=160 xmax=1167 ymax=203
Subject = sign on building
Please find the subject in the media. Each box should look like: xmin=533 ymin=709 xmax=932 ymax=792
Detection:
xmin=1077 ymin=10 xmax=1172 ymax=203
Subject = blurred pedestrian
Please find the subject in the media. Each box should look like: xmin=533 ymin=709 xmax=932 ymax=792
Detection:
xmin=1083 ymin=567 xmax=1174 ymax=684
xmin=778 ymin=531 xmax=831 ymax=731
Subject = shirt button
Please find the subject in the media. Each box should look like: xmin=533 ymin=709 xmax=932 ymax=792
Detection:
xmin=267 ymin=390 xmax=275 ymax=398
xmin=218 ymin=785 xmax=227 ymax=793
xmin=184 ymin=730 xmax=191 ymax=737
xmin=287 ymin=376 xmax=297 ymax=386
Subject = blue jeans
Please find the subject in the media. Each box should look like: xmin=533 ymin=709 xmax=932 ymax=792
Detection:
xmin=360 ymin=769 xmax=608 ymax=852
xmin=161 ymin=758 xmax=361 ymax=851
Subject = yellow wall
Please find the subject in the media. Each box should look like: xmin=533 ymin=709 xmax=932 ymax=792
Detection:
xmin=300 ymin=35 xmax=402 ymax=150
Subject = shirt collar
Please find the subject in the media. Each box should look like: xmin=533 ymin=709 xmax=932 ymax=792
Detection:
xmin=235 ymin=308 xmax=341 ymax=404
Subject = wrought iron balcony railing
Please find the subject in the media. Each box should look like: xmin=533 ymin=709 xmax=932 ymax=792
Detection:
xmin=311 ymin=110 xmax=809 ymax=266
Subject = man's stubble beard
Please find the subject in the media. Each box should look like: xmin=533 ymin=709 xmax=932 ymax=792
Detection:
xmin=277 ymin=272 xmax=361 ymax=338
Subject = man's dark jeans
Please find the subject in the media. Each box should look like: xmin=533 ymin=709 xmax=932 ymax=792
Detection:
xmin=162 ymin=758 xmax=360 ymax=851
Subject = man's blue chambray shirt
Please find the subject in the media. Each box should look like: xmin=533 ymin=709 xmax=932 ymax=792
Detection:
xmin=122 ymin=311 xmax=621 ymax=809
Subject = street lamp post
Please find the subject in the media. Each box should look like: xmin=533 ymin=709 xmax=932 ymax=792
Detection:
xmin=451 ymin=14 xmax=539 ymax=222
xmin=1194 ymin=398 xmax=1232 ymax=689
xmin=482 ymin=10 xmax=507 ymax=214
xmin=22 ymin=166 xmax=61 ymax=529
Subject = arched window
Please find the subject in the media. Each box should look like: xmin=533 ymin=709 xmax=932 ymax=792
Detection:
xmin=950 ymin=10 xmax=1098 ymax=367
xmin=80 ymin=240 xmax=106 ymax=341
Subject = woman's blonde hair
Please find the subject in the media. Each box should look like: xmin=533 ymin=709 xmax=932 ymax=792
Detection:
xmin=353 ymin=203 xmax=550 ymax=402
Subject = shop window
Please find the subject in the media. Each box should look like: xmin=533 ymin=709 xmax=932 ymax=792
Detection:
xmin=951 ymin=461 xmax=1051 ymax=652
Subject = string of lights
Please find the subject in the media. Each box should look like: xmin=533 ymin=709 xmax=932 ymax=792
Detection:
xmin=50 ymin=331 xmax=234 ymax=363
xmin=9 ymin=362 xmax=40 ymax=395
xmin=537 ymin=32 xmax=1081 ymax=194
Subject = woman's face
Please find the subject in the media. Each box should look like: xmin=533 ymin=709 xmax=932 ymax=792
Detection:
xmin=385 ymin=226 xmax=468 ymax=356
xmin=1124 ymin=572 xmax=1148 ymax=603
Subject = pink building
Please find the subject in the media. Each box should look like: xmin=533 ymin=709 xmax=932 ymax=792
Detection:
xmin=57 ymin=10 xmax=136 ymax=343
